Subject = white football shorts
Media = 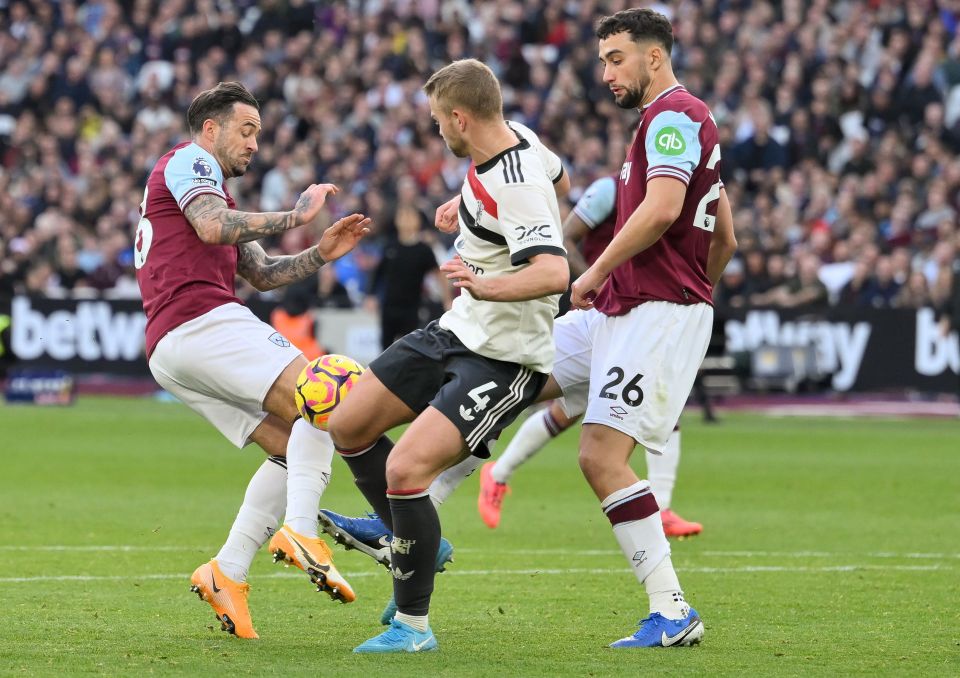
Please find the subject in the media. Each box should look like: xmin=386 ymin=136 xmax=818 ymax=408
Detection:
xmin=149 ymin=302 xmax=303 ymax=448
xmin=552 ymin=301 xmax=712 ymax=452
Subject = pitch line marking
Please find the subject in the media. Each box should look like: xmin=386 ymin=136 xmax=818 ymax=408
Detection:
xmin=0 ymin=563 xmax=951 ymax=584
xmin=1 ymin=546 xmax=958 ymax=559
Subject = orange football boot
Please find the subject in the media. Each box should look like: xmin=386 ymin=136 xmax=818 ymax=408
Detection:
xmin=660 ymin=509 xmax=703 ymax=538
xmin=268 ymin=525 xmax=356 ymax=603
xmin=190 ymin=559 xmax=258 ymax=639
xmin=478 ymin=462 xmax=510 ymax=529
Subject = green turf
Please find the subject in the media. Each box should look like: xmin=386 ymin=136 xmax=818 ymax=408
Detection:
xmin=1 ymin=397 xmax=958 ymax=676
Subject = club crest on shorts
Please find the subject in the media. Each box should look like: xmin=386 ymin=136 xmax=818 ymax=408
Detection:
xmin=268 ymin=332 xmax=291 ymax=348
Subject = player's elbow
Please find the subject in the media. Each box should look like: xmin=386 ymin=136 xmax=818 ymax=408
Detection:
xmin=541 ymin=254 xmax=570 ymax=294
xmin=195 ymin=221 xmax=223 ymax=245
xmin=719 ymin=230 xmax=738 ymax=256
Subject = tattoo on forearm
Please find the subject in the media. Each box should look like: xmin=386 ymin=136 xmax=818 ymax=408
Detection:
xmin=238 ymin=242 xmax=326 ymax=291
xmin=184 ymin=194 xmax=297 ymax=245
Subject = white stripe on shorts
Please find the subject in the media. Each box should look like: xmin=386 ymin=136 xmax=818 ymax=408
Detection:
xmin=466 ymin=367 xmax=533 ymax=449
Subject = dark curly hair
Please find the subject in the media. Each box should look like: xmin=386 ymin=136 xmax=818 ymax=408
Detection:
xmin=596 ymin=8 xmax=674 ymax=55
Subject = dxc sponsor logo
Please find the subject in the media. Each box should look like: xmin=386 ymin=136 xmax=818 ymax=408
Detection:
xmin=514 ymin=224 xmax=552 ymax=241
xmin=11 ymin=297 xmax=146 ymax=362
xmin=725 ymin=310 xmax=871 ymax=391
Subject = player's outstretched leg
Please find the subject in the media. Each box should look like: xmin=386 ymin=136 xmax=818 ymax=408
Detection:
xmin=647 ymin=428 xmax=703 ymax=538
xmin=268 ymin=525 xmax=356 ymax=603
xmin=479 ymin=402 xmax=576 ymax=528
xmin=191 ymin=454 xmax=287 ymax=639
xmin=190 ymin=560 xmax=258 ymax=639
xmin=317 ymin=509 xmax=454 ymax=625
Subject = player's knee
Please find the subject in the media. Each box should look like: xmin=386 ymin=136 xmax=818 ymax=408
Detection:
xmin=385 ymin=454 xmax=416 ymax=491
xmin=577 ymin=447 xmax=605 ymax=483
xmin=327 ymin=408 xmax=359 ymax=449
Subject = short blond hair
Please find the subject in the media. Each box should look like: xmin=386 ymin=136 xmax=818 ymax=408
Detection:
xmin=423 ymin=59 xmax=503 ymax=120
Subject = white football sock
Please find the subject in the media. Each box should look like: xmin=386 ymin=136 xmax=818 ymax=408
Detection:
xmin=602 ymin=481 xmax=686 ymax=620
xmin=430 ymin=454 xmax=483 ymax=508
xmin=216 ymin=456 xmax=286 ymax=582
xmin=394 ymin=612 xmax=429 ymax=632
xmin=491 ymin=409 xmax=554 ymax=484
xmin=284 ymin=419 xmax=334 ymax=537
xmin=646 ymin=430 xmax=681 ymax=510
xmin=643 ymin=556 xmax=689 ymax=620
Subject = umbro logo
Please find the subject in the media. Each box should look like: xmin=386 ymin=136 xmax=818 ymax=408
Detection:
xmin=610 ymin=405 xmax=628 ymax=420
xmin=632 ymin=550 xmax=646 ymax=566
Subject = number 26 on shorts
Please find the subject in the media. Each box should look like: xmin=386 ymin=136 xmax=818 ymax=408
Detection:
xmin=599 ymin=367 xmax=644 ymax=407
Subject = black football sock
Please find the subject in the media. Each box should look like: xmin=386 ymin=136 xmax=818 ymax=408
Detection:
xmin=338 ymin=435 xmax=393 ymax=531
xmin=387 ymin=494 xmax=440 ymax=617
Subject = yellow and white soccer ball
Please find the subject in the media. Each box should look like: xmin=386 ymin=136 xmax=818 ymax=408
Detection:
xmin=294 ymin=354 xmax=365 ymax=430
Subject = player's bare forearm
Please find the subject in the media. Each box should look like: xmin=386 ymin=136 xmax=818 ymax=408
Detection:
xmin=184 ymin=195 xmax=299 ymax=245
xmin=553 ymin=168 xmax=571 ymax=199
xmin=562 ymin=213 xmax=591 ymax=277
xmin=237 ymin=241 xmax=325 ymax=291
xmin=706 ymin=189 xmax=737 ymax=285
xmin=591 ymin=177 xmax=684 ymax=275
xmin=447 ymin=253 xmax=569 ymax=302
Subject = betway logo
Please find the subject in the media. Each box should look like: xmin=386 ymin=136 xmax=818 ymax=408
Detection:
xmin=725 ymin=310 xmax=871 ymax=391
xmin=915 ymin=308 xmax=959 ymax=376
xmin=11 ymin=297 xmax=146 ymax=361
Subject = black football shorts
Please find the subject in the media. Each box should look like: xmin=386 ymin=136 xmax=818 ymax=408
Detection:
xmin=369 ymin=321 xmax=547 ymax=457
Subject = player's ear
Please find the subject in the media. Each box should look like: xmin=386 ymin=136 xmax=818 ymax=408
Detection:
xmin=649 ymin=45 xmax=662 ymax=71
xmin=201 ymin=117 xmax=218 ymax=141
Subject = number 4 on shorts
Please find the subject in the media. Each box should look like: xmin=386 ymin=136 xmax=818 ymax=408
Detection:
xmin=460 ymin=381 xmax=497 ymax=422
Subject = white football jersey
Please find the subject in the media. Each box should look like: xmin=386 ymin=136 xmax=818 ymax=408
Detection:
xmin=439 ymin=121 xmax=566 ymax=373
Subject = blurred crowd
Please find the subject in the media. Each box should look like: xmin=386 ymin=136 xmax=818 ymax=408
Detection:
xmin=0 ymin=0 xmax=959 ymax=323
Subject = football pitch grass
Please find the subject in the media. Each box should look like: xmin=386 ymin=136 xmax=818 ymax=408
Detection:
xmin=1 ymin=397 xmax=957 ymax=676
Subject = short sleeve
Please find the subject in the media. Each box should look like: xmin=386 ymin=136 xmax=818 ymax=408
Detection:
xmin=497 ymin=184 xmax=566 ymax=266
xmin=538 ymin=143 xmax=564 ymax=184
xmin=644 ymin=110 xmax=703 ymax=185
xmin=164 ymin=144 xmax=227 ymax=212
xmin=572 ymin=176 xmax=616 ymax=229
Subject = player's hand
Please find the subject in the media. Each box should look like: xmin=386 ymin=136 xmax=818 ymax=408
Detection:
xmin=293 ymin=183 xmax=340 ymax=226
xmin=316 ymin=213 xmax=372 ymax=262
xmin=435 ymin=195 xmax=461 ymax=233
xmin=570 ymin=264 xmax=609 ymax=310
xmin=441 ymin=255 xmax=489 ymax=300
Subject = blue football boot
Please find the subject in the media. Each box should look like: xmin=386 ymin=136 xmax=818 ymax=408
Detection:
xmin=353 ymin=618 xmax=438 ymax=654
xmin=610 ymin=608 xmax=704 ymax=648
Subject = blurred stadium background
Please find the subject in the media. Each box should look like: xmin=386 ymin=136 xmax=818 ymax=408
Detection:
xmin=0 ymin=1 xmax=959 ymax=674
xmin=0 ymin=0 xmax=958 ymax=403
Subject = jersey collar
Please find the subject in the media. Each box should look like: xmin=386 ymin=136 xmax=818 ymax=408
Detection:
xmin=475 ymin=124 xmax=531 ymax=174
xmin=641 ymin=84 xmax=686 ymax=111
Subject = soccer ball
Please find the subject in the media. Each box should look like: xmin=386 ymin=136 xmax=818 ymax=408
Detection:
xmin=294 ymin=354 xmax=365 ymax=430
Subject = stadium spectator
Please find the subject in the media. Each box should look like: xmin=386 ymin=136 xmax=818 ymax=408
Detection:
xmin=1 ymin=0 xmax=959 ymax=321
xmin=366 ymin=204 xmax=451 ymax=350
